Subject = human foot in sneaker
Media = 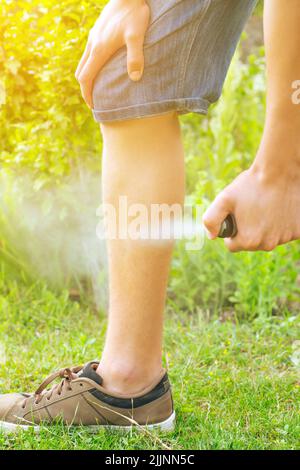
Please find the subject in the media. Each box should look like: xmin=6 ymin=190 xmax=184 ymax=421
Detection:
xmin=0 ymin=361 xmax=175 ymax=433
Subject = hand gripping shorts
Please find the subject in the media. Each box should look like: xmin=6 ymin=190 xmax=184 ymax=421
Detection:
xmin=92 ymin=0 xmax=257 ymax=122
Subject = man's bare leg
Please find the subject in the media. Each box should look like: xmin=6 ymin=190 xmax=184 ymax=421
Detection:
xmin=97 ymin=112 xmax=185 ymax=395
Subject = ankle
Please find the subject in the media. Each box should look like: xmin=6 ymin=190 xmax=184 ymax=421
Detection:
xmin=97 ymin=358 xmax=163 ymax=396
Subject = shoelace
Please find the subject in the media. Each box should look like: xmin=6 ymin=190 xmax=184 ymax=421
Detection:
xmin=21 ymin=365 xmax=83 ymax=409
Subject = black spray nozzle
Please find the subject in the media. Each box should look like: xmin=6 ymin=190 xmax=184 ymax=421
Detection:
xmin=218 ymin=214 xmax=238 ymax=239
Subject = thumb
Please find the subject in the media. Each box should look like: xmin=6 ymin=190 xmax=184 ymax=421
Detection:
xmin=203 ymin=191 xmax=234 ymax=240
xmin=126 ymin=33 xmax=145 ymax=81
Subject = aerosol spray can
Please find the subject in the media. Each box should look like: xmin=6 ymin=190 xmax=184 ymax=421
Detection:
xmin=218 ymin=214 xmax=238 ymax=238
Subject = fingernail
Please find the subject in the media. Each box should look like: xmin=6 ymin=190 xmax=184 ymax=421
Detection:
xmin=130 ymin=71 xmax=142 ymax=81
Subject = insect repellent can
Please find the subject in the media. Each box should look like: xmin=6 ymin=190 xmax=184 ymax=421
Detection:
xmin=218 ymin=214 xmax=238 ymax=238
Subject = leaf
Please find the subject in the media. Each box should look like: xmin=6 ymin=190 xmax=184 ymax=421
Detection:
xmin=0 ymin=80 xmax=6 ymax=106
xmin=5 ymin=59 xmax=21 ymax=76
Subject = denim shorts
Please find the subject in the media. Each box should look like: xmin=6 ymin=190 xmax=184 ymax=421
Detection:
xmin=92 ymin=0 xmax=257 ymax=122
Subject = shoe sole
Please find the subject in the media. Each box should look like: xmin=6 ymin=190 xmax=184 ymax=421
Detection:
xmin=0 ymin=411 xmax=176 ymax=434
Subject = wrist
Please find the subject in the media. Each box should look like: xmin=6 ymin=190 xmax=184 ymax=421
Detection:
xmin=252 ymin=154 xmax=300 ymax=184
xmin=251 ymin=161 xmax=300 ymax=188
xmin=252 ymin=122 xmax=300 ymax=181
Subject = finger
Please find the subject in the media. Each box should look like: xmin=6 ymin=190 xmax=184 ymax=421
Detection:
xmin=279 ymin=230 xmax=300 ymax=246
xmin=224 ymin=238 xmax=244 ymax=253
xmin=75 ymin=42 xmax=91 ymax=80
xmin=203 ymin=192 xmax=234 ymax=240
xmin=225 ymin=235 xmax=263 ymax=253
xmin=224 ymin=237 xmax=257 ymax=252
xmin=126 ymin=33 xmax=145 ymax=81
xmin=78 ymin=45 xmax=111 ymax=108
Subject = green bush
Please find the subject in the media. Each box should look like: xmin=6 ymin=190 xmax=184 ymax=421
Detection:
xmin=0 ymin=0 xmax=103 ymax=184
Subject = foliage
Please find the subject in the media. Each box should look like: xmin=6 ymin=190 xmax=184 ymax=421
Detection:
xmin=0 ymin=0 xmax=103 ymax=184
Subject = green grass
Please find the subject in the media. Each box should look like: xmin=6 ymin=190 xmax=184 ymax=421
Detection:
xmin=0 ymin=279 xmax=299 ymax=450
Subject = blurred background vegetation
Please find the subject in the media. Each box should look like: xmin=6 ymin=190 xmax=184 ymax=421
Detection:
xmin=0 ymin=0 xmax=299 ymax=319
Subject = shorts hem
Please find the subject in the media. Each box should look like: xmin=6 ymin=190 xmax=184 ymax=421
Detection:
xmin=92 ymin=97 xmax=209 ymax=122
